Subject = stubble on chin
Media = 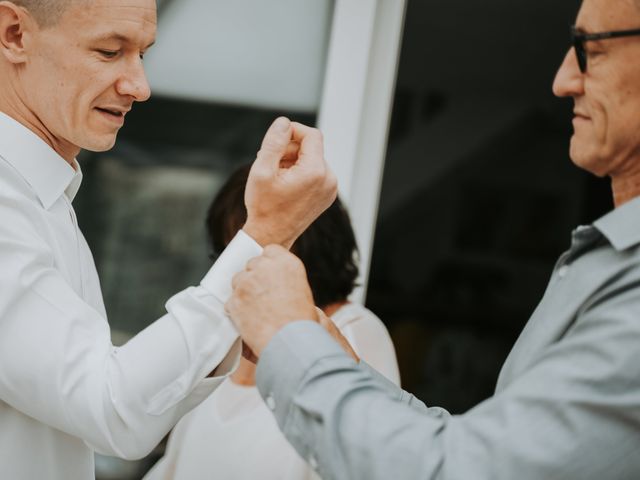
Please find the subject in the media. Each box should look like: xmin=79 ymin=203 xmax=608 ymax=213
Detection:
xmin=569 ymin=141 xmax=609 ymax=177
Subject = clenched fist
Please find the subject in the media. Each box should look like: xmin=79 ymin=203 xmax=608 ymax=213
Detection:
xmin=226 ymin=245 xmax=318 ymax=356
xmin=243 ymin=117 xmax=338 ymax=248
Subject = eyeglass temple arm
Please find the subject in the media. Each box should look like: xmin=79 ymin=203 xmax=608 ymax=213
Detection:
xmin=576 ymin=28 xmax=640 ymax=41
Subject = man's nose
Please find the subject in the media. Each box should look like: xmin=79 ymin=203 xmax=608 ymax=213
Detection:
xmin=116 ymin=57 xmax=152 ymax=102
xmin=552 ymin=48 xmax=584 ymax=98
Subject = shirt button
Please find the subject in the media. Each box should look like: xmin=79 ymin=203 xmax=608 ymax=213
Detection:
xmin=558 ymin=265 xmax=569 ymax=278
xmin=308 ymin=455 xmax=318 ymax=470
xmin=265 ymin=394 xmax=276 ymax=411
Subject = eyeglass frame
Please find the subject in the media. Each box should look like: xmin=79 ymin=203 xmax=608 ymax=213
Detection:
xmin=571 ymin=25 xmax=640 ymax=73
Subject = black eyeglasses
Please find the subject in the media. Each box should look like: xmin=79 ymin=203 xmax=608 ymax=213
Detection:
xmin=571 ymin=25 xmax=640 ymax=73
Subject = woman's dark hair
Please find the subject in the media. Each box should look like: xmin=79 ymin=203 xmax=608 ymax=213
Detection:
xmin=206 ymin=164 xmax=359 ymax=308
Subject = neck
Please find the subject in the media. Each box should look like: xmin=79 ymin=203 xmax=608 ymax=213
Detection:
xmin=322 ymin=300 xmax=349 ymax=317
xmin=611 ymin=174 xmax=640 ymax=208
xmin=0 ymin=83 xmax=79 ymax=167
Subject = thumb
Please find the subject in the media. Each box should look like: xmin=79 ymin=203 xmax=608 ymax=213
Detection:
xmin=255 ymin=116 xmax=293 ymax=171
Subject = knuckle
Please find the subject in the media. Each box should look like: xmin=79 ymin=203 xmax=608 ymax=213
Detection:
xmin=246 ymin=257 xmax=259 ymax=270
xmin=306 ymin=167 xmax=325 ymax=185
xmin=264 ymin=244 xmax=278 ymax=256
xmin=248 ymin=162 xmax=270 ymax=182
xmin=262 ymin=134 xmax=288 ymax=152
xmin=236 ymin=279 xmax=251 ymax=296
xmin=288 ymin=253 xmax=306 ymax=271
xmin=265 ymin=244 xmax=286 ymax=257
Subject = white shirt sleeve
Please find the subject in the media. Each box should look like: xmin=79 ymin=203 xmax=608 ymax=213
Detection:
xmin=142 ymin=408 xmax=195 ymax=480
xmin=0 ymin=200 xmax=262 ymax=460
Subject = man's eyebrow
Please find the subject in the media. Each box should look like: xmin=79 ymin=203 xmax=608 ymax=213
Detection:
xmin=93 ymin=33 xmax=156 ymax=49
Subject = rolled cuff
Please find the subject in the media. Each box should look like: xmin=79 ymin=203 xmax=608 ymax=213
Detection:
xmin=201 ymin=229 xmax=263 ymax=302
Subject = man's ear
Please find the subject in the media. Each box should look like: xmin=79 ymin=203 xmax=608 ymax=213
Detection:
xmin=0 ymin=1 xmax=36 ymax=64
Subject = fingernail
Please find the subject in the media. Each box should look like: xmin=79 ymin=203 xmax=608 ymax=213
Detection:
xmin=273 ymin=117 xmax=289 ymax=132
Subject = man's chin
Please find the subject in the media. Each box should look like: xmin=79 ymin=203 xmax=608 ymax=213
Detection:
xmin=82 ymin=134 xmax=118 ymax=153
xmin=569 ymin=143 xmax=607 ymax=177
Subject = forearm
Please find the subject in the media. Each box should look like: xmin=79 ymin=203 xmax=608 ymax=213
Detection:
xmin=0 ymin=231 xmax=259 ymax=459
xmin=358 ymin=361 xmax=434 ymax=415
xmin=256 ymin=322 xmax=450 ymax=480
xmin=255 ymin=310 xmax=640 ymax=480
xmin=91 ymin=289 xmax=241 ymax=458
xmin=0 ymin=281 xmax=237 ymax=459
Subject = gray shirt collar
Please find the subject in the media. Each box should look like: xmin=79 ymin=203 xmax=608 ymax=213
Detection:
xmin=593 ymin=195 xmax=640 ymax=251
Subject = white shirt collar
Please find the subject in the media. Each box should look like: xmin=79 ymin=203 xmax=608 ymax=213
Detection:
xmin=0 ymin=111 xmax=82 ymax=208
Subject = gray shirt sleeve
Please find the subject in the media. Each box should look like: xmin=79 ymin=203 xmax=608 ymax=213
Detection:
xmin=357 ymin=360 xmax=447 ymax=417
xmin=256 ymin=301 xmax=640 ymax=480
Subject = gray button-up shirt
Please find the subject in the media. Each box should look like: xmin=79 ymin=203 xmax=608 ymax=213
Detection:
xmin=256 ymin=197 xmax=640 ymax=480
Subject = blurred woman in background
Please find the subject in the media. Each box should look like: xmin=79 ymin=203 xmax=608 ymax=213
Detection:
xmin=145 ymin=164 xmax=399 ymax=480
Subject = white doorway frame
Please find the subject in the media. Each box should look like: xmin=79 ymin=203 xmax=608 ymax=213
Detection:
xmin=318 ymin=0 xmax=407 ymax=302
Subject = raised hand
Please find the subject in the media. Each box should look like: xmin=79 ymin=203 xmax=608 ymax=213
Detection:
xmin=243 ymin=117 xmax=337 ymax=248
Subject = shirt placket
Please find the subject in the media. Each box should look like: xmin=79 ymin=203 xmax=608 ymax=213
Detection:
xmin=554 ymin=226 xmax=605 ymax=280
xmin=64 ymin=194 xmax=87 ymax=300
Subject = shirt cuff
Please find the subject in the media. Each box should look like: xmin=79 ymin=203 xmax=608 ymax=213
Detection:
xmin=200 ymin=229 xmax=263 ymax=302
xmin=255 ymin=321 xmax=352 ymax=423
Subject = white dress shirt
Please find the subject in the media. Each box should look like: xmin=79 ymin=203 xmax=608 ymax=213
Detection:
xmin=0 ymin=112 xmax=261 ymax=480
xmin=143 ymin=303 xmax=400 ymax=480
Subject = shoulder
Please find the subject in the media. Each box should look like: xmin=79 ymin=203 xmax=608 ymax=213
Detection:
xmin=0 ymin=156 xmax=39 ymax=204
xmin=332 ymin=303 xmax=401 ymax=385
xmin=0 ymin=156 xmax=46 ymax=234
xmin=0 ymin=159 xmax=56 ymax=271
xmin=332 ymin=303 xmax=394 ymax=343
xmin=332 ymin=302 xmax=383 ymax=329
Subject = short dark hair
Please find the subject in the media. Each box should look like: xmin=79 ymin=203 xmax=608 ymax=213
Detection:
xmin=206 ymin=164 xmax=360 ymax=308
xmin=10 ymin=0 xmax=77 ymax=27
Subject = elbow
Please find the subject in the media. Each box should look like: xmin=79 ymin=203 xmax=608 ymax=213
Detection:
xmin=115 ymin=441 xmax=157 ymax=462
xmin=83 ymin=389 xmax=168 ymax=461
xmin=90 ymin=426 xmax=161 ymax=461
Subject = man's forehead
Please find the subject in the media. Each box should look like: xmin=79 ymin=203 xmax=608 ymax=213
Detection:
xmin=61 ymin=0 xmax=157 ymax=45
xmin=576 ymin=0 xmax=640 ymax=30
xmin=62 ymin=0 xmax=157 ymax=27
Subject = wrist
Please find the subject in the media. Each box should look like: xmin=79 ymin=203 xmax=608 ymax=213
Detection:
xmin=242 ymin=220 xmax=295 ymax=249
xmin=253 ymin=313 xmax=316 ymax=356
xmin=253 ymin=326 xmax=281 ymax=357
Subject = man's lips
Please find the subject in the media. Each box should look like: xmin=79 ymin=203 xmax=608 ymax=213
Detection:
xmin=572 ymin=111 xmax=591 ymax=128
xmin=95 ymin=107 xmax=129 ymax=116
xmin=95 ymin=106 xmax=131 ymax=125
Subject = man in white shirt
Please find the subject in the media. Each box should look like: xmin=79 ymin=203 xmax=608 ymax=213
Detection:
xmin=0 ymin=1 xmax=336 ymax=479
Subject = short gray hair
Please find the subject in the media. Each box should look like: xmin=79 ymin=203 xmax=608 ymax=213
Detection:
xmin=10 ymin=0 xmax=75 ymax=27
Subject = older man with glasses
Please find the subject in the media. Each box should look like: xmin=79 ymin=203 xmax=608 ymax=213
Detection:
xmin=226 ymin=0 xmax=640 ymax=479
